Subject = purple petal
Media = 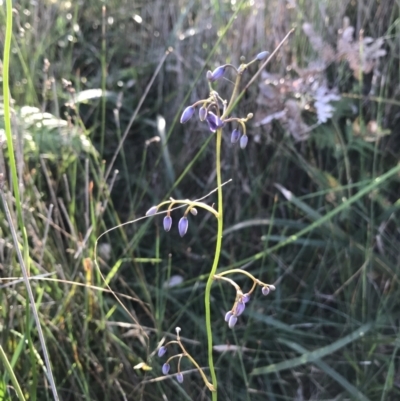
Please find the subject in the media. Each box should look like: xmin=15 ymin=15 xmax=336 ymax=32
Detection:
xmin=176 ymin=372 xmax=184 ymax=383
xmin=234 ymin=301 xmax=245 ymax=316
xmin=178 ymin=216 xmax=188 ymax=237
xmin=240 ymin=135 xmax=248 ymax=149
xmin=199 ymin=106 xmax=207 ymax=121
xmin=256 ymin=51 xmax=269 ymax=61
xmin=163 ymin=215 xmax=172 ymax=232
xmin=162 ymin=363 xmax=170 ymax=375
xmin=209 ymin=65 xmax=226 ymax=82
xmin=180 ymin=106 xmax=195 ymax=123
xmin=231 ymin=129 xmax=240 ymax=143
xmin=158 ymin=346 xmax=167 ymax=357
xmin=146 ymin=206 xmax=158 ymax=216
xmin=262 ymin=286 xmax=270 ymax=296
xmin=242 ymin=293 xmax=251 ymax=304
xmin=225 ymin=311 xmax=233 ymax=322
xmin=206 ymin=112 xmax=224 ymax=133
xmin=228 ymin=315 xmax=238 ymax=329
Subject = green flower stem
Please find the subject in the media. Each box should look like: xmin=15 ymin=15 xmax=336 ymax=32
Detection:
xmin=204 ymin=127 xmax=223 ymax=398
xmin=0 ymin=345 xmax=26 ymax=401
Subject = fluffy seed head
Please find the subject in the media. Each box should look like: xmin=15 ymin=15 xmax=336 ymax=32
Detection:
xmin=180 ymin=106 xmax=195 ymax=123
xmin=163 ymin=215 xmax=172 ymax=232
xmin=178 ymin=216 xmax=189 ymax=237
xmin=231 ymin=128 xmax=241 ymax=143
xmin=240 ymin=135 xmax=248 ymax=149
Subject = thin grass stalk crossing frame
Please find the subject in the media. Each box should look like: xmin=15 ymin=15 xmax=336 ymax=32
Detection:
xmin=2 ymin=2 xmax=59 ymax=399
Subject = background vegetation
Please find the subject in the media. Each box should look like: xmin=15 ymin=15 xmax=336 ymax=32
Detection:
xmin=1 ymin=0 xmax=400 ymax=400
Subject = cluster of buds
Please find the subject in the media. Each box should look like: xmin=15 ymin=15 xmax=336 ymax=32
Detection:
xmin=146 ymin=197 xmax=219 ymax=237
xmin=157 ymin=327 xmax=215 ymax=391
xmin=180 ymin=51 xmax=269 ymax=149
xmin=214 ymin=269 xmax=275 ymax=329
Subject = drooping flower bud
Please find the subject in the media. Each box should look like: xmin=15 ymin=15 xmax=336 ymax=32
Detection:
xmin=256 ymin=51 xmax=269 ymax=61
xmin=225 ymin=311 xmax=233 ymax=322
xmin=199 ymin=106 xmax=207 ymax=121
xmin=242 ymin=293 xmax=251 ymax=304
xmin=158 ymin=346 xmax=167 ymax=357
xmin=162 ymin=363 xmax=170 ymax=375
xmin=180 ymin=106 xmax=195 ymax=123
xmin=163 ymin=215 xmax=172 ymax=232
xmin=178 ymin=216 xmax=188 ymax=237
xmin=262 ymin=286 xmax=270 ymax=296
xmin=145 ymin=206 xmax=158 ymax=216
xmin=234 ymin=301 xmax=245 ymax=316
xmin=206 ymin=70 xmax=213 ymax=81
xmin=176 ymin=372 xmax=184 ymax=383
xmin=206 ymin=112 xmax=224 ymax=132
xmin=240 ymin=135 xmax=248 ymax=149
xmin=190 ymin=207 xmax=198 ymax=216
xmin=228 ymin=315 xmax=238 ymax=329
xmin=231 ymin=128 xmax=241 ymax=143
xmin=208 ymin=65 xmax=226 ymax=82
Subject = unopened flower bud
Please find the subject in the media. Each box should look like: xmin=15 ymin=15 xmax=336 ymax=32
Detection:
xmin=262 ymin=286 xmax=270 ymax=296
xmin=176 ymin=372 xmax=184 ymax=383
xmin=199 ymin=106 xmax=207 ymax=121
xmin=178 ymin=216 xmax=188 ymax=237
xmin=190 ymin=207 xmax=198 ymax=216
xmin=231 ymin=128 xmax=241 ymax=143
xmin=162 ymin=363 xmax=170 ymax=375
xmin=208 ymin=65 xmax=226 ymax=82
xmin=180 ymin=106 xmax=195 ymax=123
xmin=225 ymin=311 xmax=233 ymax=322
xmin=240 ymin=135 xmax=248 ymax=149
xmin=256 ymin=51 xmax=269 ymax=61
xmin=146 ymin=206 xmax=158 ymax=216
xmin=158 ymin=346 xmax=167 ymax=357
xmin=206 ymin=112 xmax=224 ymax=132
xmin=269 ymin=285 xmax=276 ymax=291
xmin=234 ymin=301 xmax=245 ymax=316
xmin=242 ymin=293 xmax=251 ymax=303
xmin=228 ymin=315 xmax=238 ymax=329
xmin=206 ymin=70 xmax=213 ymax=80
xmin=163 ymin=215 xmax=172 ymax=232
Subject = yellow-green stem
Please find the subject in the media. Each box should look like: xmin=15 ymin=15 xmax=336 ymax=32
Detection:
xmin=204 ymin=127 xmax=223 ymax=399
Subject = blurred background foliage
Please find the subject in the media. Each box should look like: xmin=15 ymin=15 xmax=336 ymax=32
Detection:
xmin=1 ymin=0 xmax=400 ymax=400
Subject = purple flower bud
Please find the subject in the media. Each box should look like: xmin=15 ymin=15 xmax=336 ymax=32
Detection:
xmin=206 ymin=112 xmax=224 ymax=133
xmin=145 ymin=206 xmax=158 ymax=216
xmin=180 ymin=106 xmax=195 ymax=124
xmin=256 ymin=51 xmax=269 ymax=61
xmin=190 ymin=207 xmax=198 ymax=216
xmin=208 ymin=65 xmax=226 ymax=82
xmin=176 ymin=372 xmax=184 ymax=383
xmin=240 ymin=135 xmax=248 ymax=149
xmin=225 ymin=311 xmax=233 ymax=322
xmin=163 ymin=215 xmax=172 ymax=232
xmin=228 ymin=315 xmax=238 ymax=329
xmin=242 ymin=293 xmax=251 ymax=304
xmin=262 ymin=286 xmax=270 ymax=296
xmin=234 ymin=301 xmax=245 ymax=316
xmin=206 ymin=70 xmax=213 ymax=80
xmin=231 ymin=128 xmax=241 ymax=143
xmin=178 ymin=216 xmax=188 ymax=237
xmin=162 ymin=363 xmax=170 ymax=375
xmin=158 ymin=346 xmax=167 ymax=357
xmin=199 ymin=106 xmax=207 ymax=121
